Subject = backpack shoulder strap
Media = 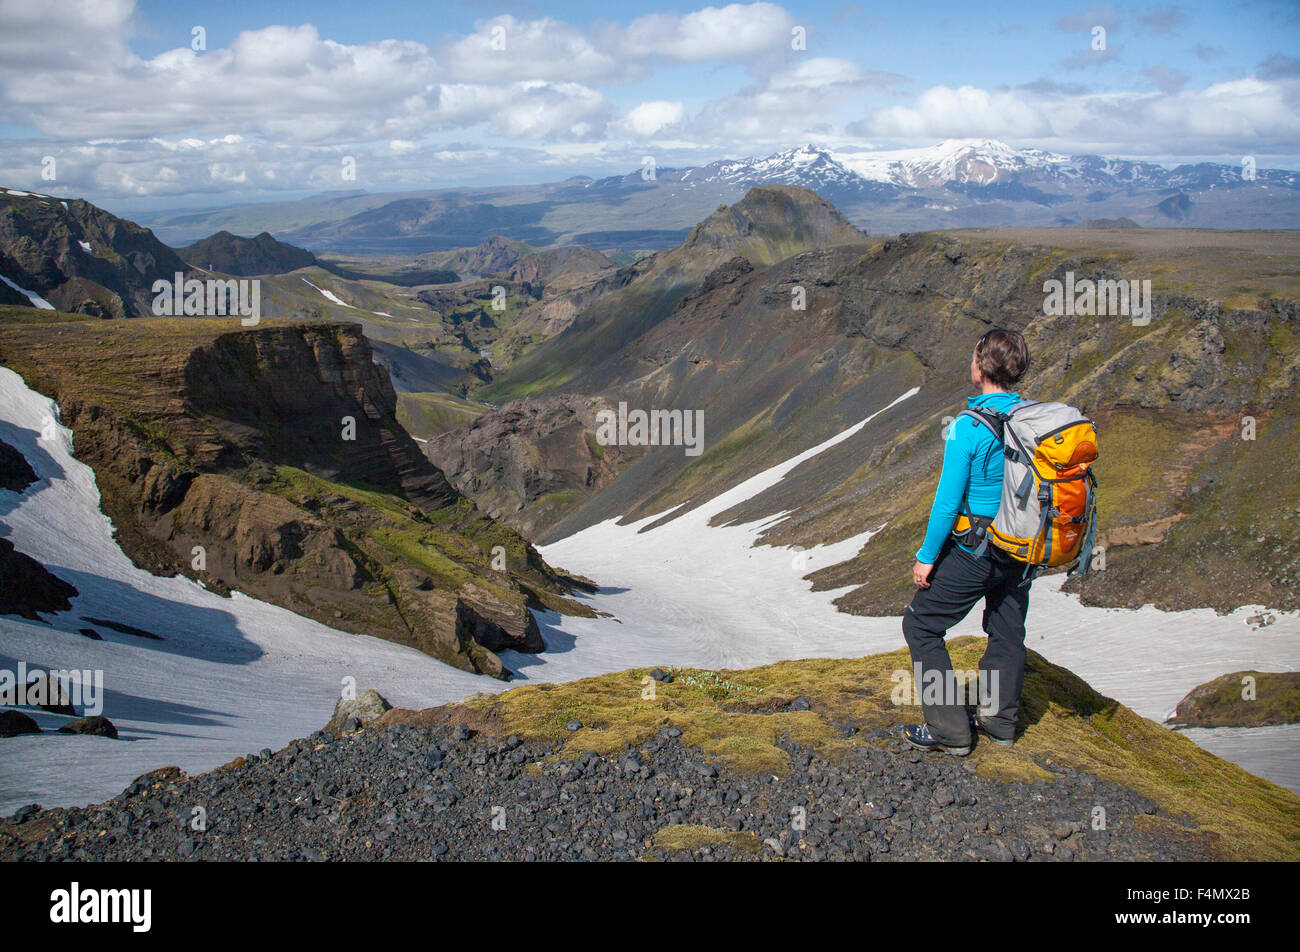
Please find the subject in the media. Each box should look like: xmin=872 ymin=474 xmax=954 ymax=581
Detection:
xmin=958 ymin=407 xmax=1005 ymax=441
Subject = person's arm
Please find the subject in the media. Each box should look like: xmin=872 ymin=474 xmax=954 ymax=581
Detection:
xmin=915 ymin=416 xmax=976 ymax=566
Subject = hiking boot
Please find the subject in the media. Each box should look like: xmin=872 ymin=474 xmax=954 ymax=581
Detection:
xmin=903 ymin=723 xmax=971 ymax=757
xmin=968 ymin=711 xmax=1015 ymax=746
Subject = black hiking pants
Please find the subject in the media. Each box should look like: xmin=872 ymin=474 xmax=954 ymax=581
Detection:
xmin=901 ymin=541 xmax=1032 ymax=746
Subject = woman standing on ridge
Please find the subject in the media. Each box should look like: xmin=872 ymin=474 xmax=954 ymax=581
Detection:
xmin=902 ymin=328 xmax=1032 ymax=756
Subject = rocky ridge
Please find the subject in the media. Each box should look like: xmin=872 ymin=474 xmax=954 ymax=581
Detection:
xmin=0 ymin=190 xmax=192 ymax=318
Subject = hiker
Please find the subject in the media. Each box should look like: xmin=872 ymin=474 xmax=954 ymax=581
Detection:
xmin=902 ymin=328 xmax=1031 ymax=755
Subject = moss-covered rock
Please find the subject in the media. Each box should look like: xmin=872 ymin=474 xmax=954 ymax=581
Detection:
xmin=1168 ymin=671 xmax=1300 ymax=728
xmin=58 ymin=716 xmax=118 ymax=739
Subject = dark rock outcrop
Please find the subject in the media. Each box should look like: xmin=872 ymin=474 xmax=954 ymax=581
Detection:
xmin=0 ymin=538 xmax=77 ymax=619
xmin=425 ymin=235 xmax=532 ymax=278
xmin=58 ymin=716 xmax=118 ymax=738
xmin=0 ymin=437 xmax=37 ymax=492
xmin=0 ymin=711 xmax=40 ymax=738
xmin=505 ymin=245 xmax=615 ymax=285
xmin=426 ymin=393 xmax=641 ymax=537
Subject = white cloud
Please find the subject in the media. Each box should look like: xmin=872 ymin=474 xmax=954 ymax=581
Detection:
xmin=439 ymin=15 xmax=637 ymax=83
xmin=0 ymin=0 xmax=135 ymax=70
xmin=621 ymin=2 xmax=795 ymax=61
xmin=857 ymin=77 xmax=1300 ymax=157
xmin=768 ymin=57 xmax=863 ymax=89
xmin=437 ymin=4 xmax=793 ymax=84
xmin=1 ymin=21 xmax=438 ymax=142
xmin=691 ymin=57 xmax=875 ymax=144
xmin=868 ymin=85 xmax=1054 ymax=139
xmin=490 ymin=82 xmax=612 ymax=140
xmin=617 ymin=101 xmax=687 ymax=137
xmin=434 ymin=81 xmax=612 ymax=140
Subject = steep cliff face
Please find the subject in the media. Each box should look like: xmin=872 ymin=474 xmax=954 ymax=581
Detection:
xmin=181 ymin=325 xmax=461 ymax=511
xmin=427 ymin=393 xmax=644 ymax=537
xmin=0 ymin=318 xmax=592 ymax=677
xmin=0 ymin=191 xmax=192 ymax=318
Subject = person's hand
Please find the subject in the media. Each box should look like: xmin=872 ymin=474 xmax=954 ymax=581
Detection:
xmin=912 ymin=561 xmax=934 ymax=588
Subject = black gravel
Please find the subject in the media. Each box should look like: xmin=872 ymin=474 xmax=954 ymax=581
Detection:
xmin=1 ymin=723 xmax=1218 ymax=862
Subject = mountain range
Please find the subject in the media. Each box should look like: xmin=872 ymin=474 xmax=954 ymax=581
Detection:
xmin=141 ymin=140 xmax=1300 ymax=254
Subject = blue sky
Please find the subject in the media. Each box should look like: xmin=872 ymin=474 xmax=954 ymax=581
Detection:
xmin=120 ymin=0 xmax=1294 ymax=98
xmin=1 ymin=0 xmax=1297 ymax=210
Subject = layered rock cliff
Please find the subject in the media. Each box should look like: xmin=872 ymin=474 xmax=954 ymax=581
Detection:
xmin=0 ymin=318 xmax=593 ymax=677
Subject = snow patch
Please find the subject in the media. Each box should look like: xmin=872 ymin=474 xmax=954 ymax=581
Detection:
xmin=0 ymin=274 xmax=55 ymax=309
xmin=300 ymin=277 xmax=353 ymax=308
xmin=0 ymin=367 xmax=493 ymax=813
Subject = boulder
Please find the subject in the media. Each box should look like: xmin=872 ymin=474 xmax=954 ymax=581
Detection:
xmin=0 ymin=710 xmax=40 ymax=738
xmin=58 ymin=715 xmax=118 ymax=738
xmin=324 ymin=689 xmax=392 ymax=734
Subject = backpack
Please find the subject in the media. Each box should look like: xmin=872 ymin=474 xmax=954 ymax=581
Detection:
xmin=950 ymin=400 xmax=1100 ymax=581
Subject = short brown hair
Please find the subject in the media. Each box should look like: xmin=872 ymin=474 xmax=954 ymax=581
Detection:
xmin=976 ymin=328 xmax=1029 ymax=387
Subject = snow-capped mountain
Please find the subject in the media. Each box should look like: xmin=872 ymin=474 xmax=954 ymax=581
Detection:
xmin=678 ymin=139 xmax=1297 ymax=197
xmin=833 ymin=139 xmax=1075 ymax=187
xmin=696 ymin=144 xmax=888 ymax=195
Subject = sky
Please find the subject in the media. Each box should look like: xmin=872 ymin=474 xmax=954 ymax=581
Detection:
xmin=0 ymin=0 xmax=1297 ymax=212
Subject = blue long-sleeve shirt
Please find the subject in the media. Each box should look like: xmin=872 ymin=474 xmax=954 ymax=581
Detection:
xmin=916 ymin=391 xmax=1022 ymax=564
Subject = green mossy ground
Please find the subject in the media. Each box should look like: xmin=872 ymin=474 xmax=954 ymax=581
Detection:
xmin=430 ymin=638 xmax=1300 ymax=861
xmin=395 ymin=391 xmax=486 ymax=441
